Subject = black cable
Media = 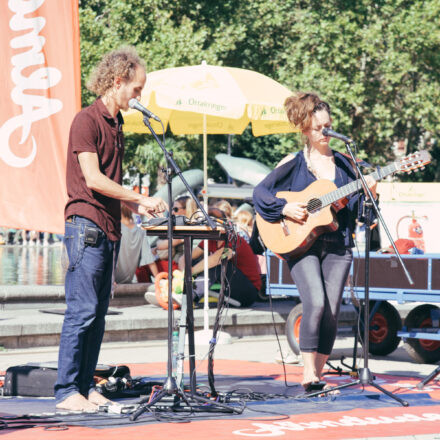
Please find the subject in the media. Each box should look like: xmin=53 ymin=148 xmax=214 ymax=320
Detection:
xmin=207 ymin=255 xmax=228 ymax=397
xmin=190 ymin=222 xmax=238 ymax=397
xmin=265 ymin=251 xmax=300 ymax=390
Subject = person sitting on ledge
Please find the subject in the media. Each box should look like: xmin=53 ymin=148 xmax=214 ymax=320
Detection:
xmin=114 ymin=204 xmax=158 ymax=284
xmin=181 ymin=207 xmax=261 ymax=308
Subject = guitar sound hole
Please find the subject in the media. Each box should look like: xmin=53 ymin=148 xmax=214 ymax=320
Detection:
xmin=307 ymin=198 xmax=322 ymax=213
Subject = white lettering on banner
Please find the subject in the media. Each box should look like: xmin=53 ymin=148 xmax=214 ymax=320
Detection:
xmin=232 ymin=412 xmax=440 ymax=437
xmin=0 ymin=0 xmax=63 ymax=168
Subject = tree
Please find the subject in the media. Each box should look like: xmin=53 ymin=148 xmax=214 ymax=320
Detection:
xmin=271 ymin=0 xmax=440 ymax=175
xmin=78 ymin=0 xmax=440 ymax=189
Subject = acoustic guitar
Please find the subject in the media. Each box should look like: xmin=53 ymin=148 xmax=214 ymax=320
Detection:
xmin=256 ymin=151 xmax=431 ymax=259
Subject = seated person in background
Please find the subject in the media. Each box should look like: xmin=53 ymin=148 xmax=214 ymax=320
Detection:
xmin=184 ymin=208 xmax=261 ymax=307
xmin=156 ymin=195 xmax=189 ymax=264
xmin=213 ymin=199 xmax=233 ymax=220
xmin=234 ymin=209 xmax=267 ymax=296
xmin=233 ymin=209 xmax=253 ymax=242
xmin=115 ymin=204 xmax=158 ymax=284
xmin=185 ymin=197 xmax=201 ymax=222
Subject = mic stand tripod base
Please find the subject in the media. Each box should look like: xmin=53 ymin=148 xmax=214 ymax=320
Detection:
xmin=130 ymin=377 xmax=240 ymax=421
xmin=358 ymin=367 xmax=373 ymax=384
xmin=304 ymin=367 xmax=409 ymax=407
xmin=130 ymin=376 xmax=190 ymax=421
xmin=162 ymin=376 xmax=179 ymax=393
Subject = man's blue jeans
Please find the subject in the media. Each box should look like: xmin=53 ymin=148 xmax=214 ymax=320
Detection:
xmin=54 ymin=216 xmax=119 ymax=403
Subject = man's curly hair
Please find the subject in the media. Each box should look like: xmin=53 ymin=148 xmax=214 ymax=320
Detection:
xmin=87 ymin=46 xmax=145 ymax=96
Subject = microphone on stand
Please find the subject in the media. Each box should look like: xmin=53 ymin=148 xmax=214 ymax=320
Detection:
xmin=128 ymin=98 xmax=161 ymax=122
xmin=322 ymin=127 xmax=353 ymax=144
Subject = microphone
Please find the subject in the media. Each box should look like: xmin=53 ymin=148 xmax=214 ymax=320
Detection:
xmin=128 ymin=98 xmax=161 ymax=122
xmin=322 ymin=127 xmax=353 ymax=143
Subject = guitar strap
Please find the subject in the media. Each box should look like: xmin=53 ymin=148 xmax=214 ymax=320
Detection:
xmin=339 ymin=151 xmax=373 ymax=173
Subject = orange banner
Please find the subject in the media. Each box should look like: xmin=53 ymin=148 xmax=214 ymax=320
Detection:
xmin=0 ymin=0 xmax=81 ymax=234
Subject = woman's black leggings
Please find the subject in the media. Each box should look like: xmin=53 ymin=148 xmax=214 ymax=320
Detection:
xmin=288 ymin=236 xmax=353 ymax=355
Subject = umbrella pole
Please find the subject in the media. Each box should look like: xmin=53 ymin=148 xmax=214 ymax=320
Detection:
xmin=202 ymin=114 xmax=210 ymax=332
xmin=195 ymin=115 xmax=231 ymax=345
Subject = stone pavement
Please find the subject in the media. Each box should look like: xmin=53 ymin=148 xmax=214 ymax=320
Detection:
xmin=0 ymin=294 xmax=300 ymax=349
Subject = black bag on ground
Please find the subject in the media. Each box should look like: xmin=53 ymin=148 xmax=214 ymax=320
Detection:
xmin=3 ymin=364 xmax=58 ymax=397
xmin=3 ymin=363 xmax=131 ymax=397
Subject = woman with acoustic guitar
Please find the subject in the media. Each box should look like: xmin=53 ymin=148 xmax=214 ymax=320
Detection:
xmin=253 ymin=91 xmax=377 ymax=393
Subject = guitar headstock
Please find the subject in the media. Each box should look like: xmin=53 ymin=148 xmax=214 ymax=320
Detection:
xmin=396 ymin=150 xmax=431 ymax=173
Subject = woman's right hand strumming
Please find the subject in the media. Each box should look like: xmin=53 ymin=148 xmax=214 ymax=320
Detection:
xmin=282 ymin=202 xmax=308 ymax=224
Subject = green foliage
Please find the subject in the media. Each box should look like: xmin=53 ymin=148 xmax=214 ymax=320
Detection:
xmin=78 ymin=0 xmax=440 ymax=190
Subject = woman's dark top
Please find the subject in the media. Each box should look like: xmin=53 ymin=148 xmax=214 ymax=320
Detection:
xmin=253 ymin=150 xmax=371 ymax=248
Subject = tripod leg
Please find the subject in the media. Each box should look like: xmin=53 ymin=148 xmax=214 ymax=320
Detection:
xmin=304 ymin=379 xmax=361 ymax=397
xmin=368 ymin=381 xmax=409 ymax=407
xmin=416 ymin=365 xmax=440 ymax=390
xmin=130 ymin=387 xmax=169 ymax=421
xmin=189 ymin=392 xmax=240 ymax=413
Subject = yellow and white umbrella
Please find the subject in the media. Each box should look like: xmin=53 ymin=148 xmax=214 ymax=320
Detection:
xmin=124 ymin=62 xmax=296 ymax=136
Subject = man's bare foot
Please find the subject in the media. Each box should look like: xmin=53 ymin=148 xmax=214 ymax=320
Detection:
xmin=56 ymin=393 xmax=98 ymax=412
xmin=88 ymin=390 xmax=114 ymax=406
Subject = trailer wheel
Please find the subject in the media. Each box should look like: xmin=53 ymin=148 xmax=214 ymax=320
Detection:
xmin=286 ymin=303 xmax=303 ymax=355
xmin=368 ymin=301 xmax=402 ymax=356
xmin=403 ymin=304 xmax=440 ymax=364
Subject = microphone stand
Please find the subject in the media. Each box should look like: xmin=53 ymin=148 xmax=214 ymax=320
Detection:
xmin=306 ymin=140 xmax=412 ymax=406
xmin=131 ymin=116 xmax=234 ymax=421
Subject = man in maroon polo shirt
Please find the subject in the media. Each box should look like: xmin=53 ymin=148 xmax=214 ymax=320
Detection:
xmin=54 ymin=47 xmax=166 ymax=412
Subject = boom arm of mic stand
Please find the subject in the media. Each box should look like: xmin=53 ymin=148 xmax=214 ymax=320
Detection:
xmin=344 ymin=141 xmax=414 ymax=286
xmin=142 ymin=116 xmax=216 ymax=230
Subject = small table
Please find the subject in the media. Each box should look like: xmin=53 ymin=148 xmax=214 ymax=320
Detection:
xmin=142 ymin=224 xmax=226 ymax=394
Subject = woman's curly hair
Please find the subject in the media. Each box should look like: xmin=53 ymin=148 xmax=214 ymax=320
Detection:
xmin=284 ymin=92 xmax=331 ymax=132
xmin=87 ymin=46 xmax=145 ymax=96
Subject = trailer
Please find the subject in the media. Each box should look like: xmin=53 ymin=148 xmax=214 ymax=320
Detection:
xmin=266 ymin=251 xmax=440 ymax=363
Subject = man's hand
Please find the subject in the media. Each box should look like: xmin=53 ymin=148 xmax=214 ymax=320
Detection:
xmin=282 ymin=202 xmax=308 ymax=224
xmin=138 ymin=196 xmax=168 ymax=217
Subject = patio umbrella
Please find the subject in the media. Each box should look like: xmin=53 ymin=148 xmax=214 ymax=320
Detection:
xmin=215 ymin=153 xmax=271 ymax=186
xmin=152 ymin=169 xmax=203 ymax=201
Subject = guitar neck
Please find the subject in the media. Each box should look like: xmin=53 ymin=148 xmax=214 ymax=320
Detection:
xmin=320 ymin=162 xmax=397 ymax=207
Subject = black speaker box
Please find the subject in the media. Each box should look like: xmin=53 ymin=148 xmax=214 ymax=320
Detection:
xmin=3 ymin=363 xmax=129 ymax=397
xmin=3 ymin=364 xmax=58 ymax=397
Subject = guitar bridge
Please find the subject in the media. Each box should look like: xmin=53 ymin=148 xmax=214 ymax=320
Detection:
xmin=281 ymin=219 xmax=290 ymax=236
